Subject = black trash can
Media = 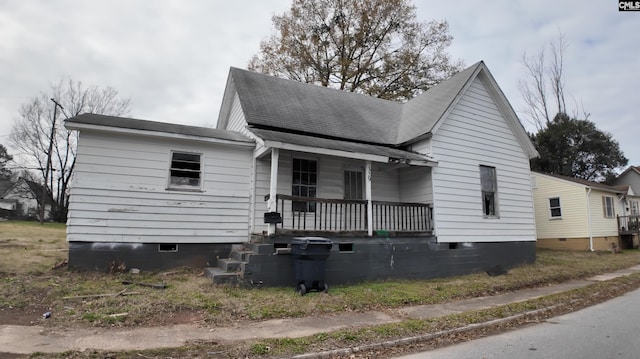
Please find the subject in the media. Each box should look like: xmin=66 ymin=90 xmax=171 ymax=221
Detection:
xmin=291 ymin=237 xmax=333 ymax=295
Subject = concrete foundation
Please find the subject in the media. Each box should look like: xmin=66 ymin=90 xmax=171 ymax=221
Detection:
xmin=68 ymin=242 xmax=233 ymax=272
xmin=242 ymin=237 xmax=536 ymax=287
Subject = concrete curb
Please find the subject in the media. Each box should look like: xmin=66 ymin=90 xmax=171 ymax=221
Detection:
xmin=291 ymin=305 xmax=563 ymax=359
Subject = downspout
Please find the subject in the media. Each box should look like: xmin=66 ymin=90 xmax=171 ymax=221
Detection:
xmin=586 ymin=187 xmax=594 ymax=251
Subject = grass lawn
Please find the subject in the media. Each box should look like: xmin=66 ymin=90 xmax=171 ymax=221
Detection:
xmin=2 ymin=219 xmax=640 ymax=330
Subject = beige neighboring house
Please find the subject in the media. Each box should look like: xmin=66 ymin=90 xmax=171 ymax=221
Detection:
xmin=532 ymin=172 xmax=640 ymax=251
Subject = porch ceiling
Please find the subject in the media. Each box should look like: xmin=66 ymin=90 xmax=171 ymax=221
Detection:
xmin=250 ymin=128 xmax=436 ymax=166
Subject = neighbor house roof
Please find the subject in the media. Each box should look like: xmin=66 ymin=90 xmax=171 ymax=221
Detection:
xmin=65 ymin=113 xmax=254 ymax=144
xmin=535 ymin=172 xmax=632 ymax=194
xmin=0 ymin=179 xmax=12 ymax=197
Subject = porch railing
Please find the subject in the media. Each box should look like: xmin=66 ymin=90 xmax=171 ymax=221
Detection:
xmin=269 ymin=194 xmax=432 ymax=234
xmin=618 ymin=215 xmax=640 ymax=235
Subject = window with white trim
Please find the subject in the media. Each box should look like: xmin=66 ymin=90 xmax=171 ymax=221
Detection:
xmin=631 ymin=200 xmax=639 ymax=216
xmin=292 ymin=158 xmax=317 ymax=212
xmin=549 ymin=197 xmax=562 ymax=218
xmin=344 ymin=170 xmax=364 ymax=200
xmin=603 ymin=196 xmax=615 ymax=219
xmin=168 ymin=152 xmax=201 ymax=190
xmin=480 ymin=165 xmax=498 ymax=216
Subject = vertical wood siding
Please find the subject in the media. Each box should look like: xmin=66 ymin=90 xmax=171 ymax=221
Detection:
xmin=430 ymin=78 xmax=536 ymax=243
xmin=68 ymin=131 xmax=253 ymax=243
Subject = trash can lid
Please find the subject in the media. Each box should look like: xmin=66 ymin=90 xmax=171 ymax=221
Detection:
xmin=291 ymin=237 xmax=333 ymax=244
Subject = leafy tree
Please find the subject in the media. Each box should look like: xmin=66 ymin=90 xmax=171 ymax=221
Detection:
xmin=0 ymin=144 xmax=13 ymax=180
xmin=530 ymin=113 xmax=628 ymax=182
xmin=10 ymin=79 xmax=131 ymax=222
xmin=249 ymin=0 xmax=463 ymax=101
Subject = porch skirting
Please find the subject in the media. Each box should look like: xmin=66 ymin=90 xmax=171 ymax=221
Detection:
xmin=242 ymin=237 xmax=536 ymax=287
xmin=68 ymin=242 xmax=233 ymax=271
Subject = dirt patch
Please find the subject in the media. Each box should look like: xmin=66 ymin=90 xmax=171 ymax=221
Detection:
xmin=0 ymin=307 xmax=51 ymax=326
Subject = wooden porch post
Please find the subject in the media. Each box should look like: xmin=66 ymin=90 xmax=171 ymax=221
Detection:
xmin=268 ymin=148 xmax=279 ymax=235
xmin=366 ymin=160 xmax=373 ymax=236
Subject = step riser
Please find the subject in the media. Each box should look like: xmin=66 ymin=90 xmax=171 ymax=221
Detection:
xmin=219 ymin=259 xmax=241 ymax=272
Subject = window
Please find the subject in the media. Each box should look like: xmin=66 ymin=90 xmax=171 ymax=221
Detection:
xmin=480 ymin=165 xmax=498 ymax=216
xmin=631 ymin=200 xmax=639 ymax=216
xmin=603 ymin=196 xmax=615 ymax=218
xmin=292 ymin=158 xmax=317 ymax=212
xmin=168 ymin=152 xmax=201 ymax=190
xmin=344 ymin=170 xmax=364 ymax=200
xmin=549 ymin=197 xmax=562 ymax=218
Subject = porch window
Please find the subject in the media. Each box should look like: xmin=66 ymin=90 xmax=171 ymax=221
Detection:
xmin=603 ymin=196 xmax=615 ymax=218
xmin=631 ymin=200 xmax=639 ymax=216
xmin=344 ymin=170 xmax=364 ymax=200
xmin=480 ymin=165 xmax=498 ymax=217
xmin=292 ymin=158 xmax=317 ymax=212
xmin=168 ymin=152 xmax=201 ymax=190
xmin=549 ymin=197 xmax=562 ymax=218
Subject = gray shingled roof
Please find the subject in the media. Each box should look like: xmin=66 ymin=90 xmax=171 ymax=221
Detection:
xmin=65 ymin=113 xmax=253 ymax=143
xmin=397 ymin=62 xmax=482 ymax=144
xmin=230 ymin=63 xmax=487 ymax=147
xmin=230 ymin=67 xmax=402 ymax=145
xmin=539 ymin=172 xmax=630 ymax=193
xmin=251 ymin=128 xmax=433 ymax=162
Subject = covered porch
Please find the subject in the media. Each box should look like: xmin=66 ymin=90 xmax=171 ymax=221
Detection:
xmin=251 ymin=128 xmax=437 ymax=237
xmin=266 ymin=194 xmax=433 ymax=235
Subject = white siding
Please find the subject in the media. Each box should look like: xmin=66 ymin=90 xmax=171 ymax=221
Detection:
xmin=68 ymin=131 xmax=253 ymax=243
xmin=616 ymin=171 xmax=640 ymax=195
xmin=430 ymin=78 xmax=536 ymax=243
xmin=226 ymin=92 xmax=251 ymax=136
xmin=399 ymin=166 xmax=433 ymax=204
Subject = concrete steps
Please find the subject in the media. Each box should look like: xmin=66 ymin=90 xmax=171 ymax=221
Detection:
xmin=204 ymin=243 xmax=277 ymax=285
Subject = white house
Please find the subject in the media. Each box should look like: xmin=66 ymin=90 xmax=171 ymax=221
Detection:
xmin=65 ymin=61 xmax=539 ymax=285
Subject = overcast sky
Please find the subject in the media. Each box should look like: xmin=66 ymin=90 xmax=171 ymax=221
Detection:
xmin=1 ymin=0 xmax=638 ymax=167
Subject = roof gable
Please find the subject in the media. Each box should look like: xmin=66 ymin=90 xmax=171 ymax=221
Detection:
xmin=220 ymin=62 xmax=537 ymax=158
xmin=397 ymin=62 xmax=482 ymax=144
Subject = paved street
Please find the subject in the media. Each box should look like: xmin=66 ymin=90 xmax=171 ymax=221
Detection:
xmin=395 ymin=287 xmax=640 ymax=359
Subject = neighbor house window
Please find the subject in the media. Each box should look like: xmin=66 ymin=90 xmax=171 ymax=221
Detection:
xmin=549 ymin=197 xmax=562 ymax=218
xmin=344 ymin=170 xmax=364 ymax=200
xmin=603 ymin=196 xmax=615 ymax=218
xmin=292 ymin=158 xmax=317 ymax=212
xmin=168 ymin=152 xmax=201 ymax=190
xmin=480 ymin=165 xmax=498 ymax=216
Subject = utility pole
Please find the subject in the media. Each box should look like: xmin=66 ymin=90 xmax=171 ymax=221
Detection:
xmin=40 ymin=98 xmax=63 ymax=224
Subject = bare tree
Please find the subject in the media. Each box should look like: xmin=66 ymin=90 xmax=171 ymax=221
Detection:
xmin=10 ymin=79 xmax=131 ymax=222
xmin=249 ymin=0 xmax=463 ymax=101
xmin=519 ymin=32 xmax=570 ymax=131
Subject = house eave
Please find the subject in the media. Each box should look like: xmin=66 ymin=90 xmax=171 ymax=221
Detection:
xmin=66 ymin=122 xmax=255 ymax=147
xmin=262 ymin=140 xmax=436 ymax=166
